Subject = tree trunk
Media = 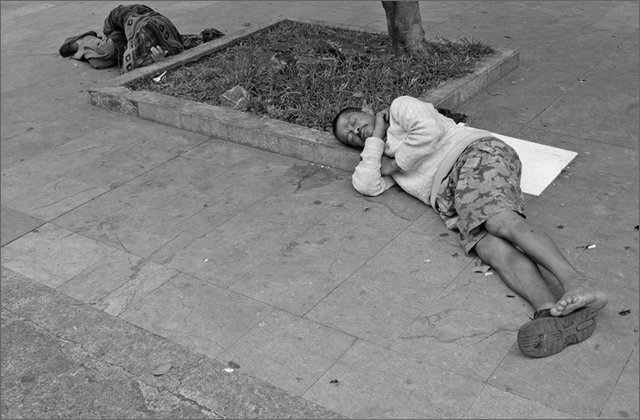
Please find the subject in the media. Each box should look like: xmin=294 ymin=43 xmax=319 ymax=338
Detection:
xmin=381 ymin=1 xmax=432 ymax=57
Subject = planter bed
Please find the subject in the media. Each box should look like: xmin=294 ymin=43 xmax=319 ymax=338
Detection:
xmin=88 ymin=16 xmax=519 ymax=171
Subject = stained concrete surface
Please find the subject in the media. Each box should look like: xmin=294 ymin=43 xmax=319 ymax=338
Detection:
xmin=1 ymin=1 xmax=638 ymax=419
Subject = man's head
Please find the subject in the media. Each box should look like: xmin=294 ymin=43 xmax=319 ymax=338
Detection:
xmin=59 ymin=31 xmax=98 ymax=58
xmin=332 ymin=107 xmax=376 ymax=149
xmin=59 ymin=41 xmax=79 ymax=57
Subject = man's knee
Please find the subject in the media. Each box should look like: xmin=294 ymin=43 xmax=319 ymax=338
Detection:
xmin=485 ymin=210 xmax=527 ymax=239
xmin=474 ymin=233 xmax=509 ymax=266
xmin=475 ymin=232 xmax=529 ymax=275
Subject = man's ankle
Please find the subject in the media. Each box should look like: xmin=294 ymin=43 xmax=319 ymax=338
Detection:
xmin=533 ymin=305 xmax=555 ymax=319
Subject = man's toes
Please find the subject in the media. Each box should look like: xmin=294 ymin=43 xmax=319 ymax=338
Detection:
xmin=568 ymin=296 xmax=586 ymax=307
xmin=550 ymin=305 xmax=566 ymax=316
xmin=550 ymin=307 xmax=561 ymax=316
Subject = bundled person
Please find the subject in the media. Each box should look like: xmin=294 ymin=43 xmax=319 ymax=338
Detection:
xmin=332 ymin=95 xmax=608 ymax=358
xmin=59 ymin=4 xmax=184 ymax=73
xmin=58 ymin=30 xmax=120 ymax=70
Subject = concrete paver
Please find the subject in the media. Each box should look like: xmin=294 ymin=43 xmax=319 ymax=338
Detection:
xmin=1 ymin=267 xmax=342 ymax=419
xmin=2 ymin=1 xmax=638 ymax=419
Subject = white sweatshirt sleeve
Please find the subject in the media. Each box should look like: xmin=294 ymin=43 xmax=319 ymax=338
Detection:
xmin=390 ymin=97 xmax=446 ymax=171
xmin=352 ymin=137 xmax=397 ymax=196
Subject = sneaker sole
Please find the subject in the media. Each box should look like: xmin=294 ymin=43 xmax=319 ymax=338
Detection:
xmin=517 ymin=307 xmax=597 ymax=358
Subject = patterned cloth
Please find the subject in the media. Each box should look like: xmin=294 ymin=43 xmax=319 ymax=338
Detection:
xmin=103 ymin=4 xmax=183 ymax=73
xmin=435 ymin=137 xmax=526 ymax=254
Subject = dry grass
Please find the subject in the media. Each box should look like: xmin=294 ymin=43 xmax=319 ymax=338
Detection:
xmin=127 ymin=20 xmax=494 ymax=132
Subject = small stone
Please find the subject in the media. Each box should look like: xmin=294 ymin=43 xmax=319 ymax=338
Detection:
xmin=152 ymin=362 xmax=172 ymax=376
xmin=220 ymin=86 xmax=250 ymax=111
xmin=295 ymin=56 xmax=337 ymax=75
xmin=21 ymin=374 xmax=36 ymax=383
xmin=255 ymin=52 xmax=288 ymax=72
xmin=320 ymin=35 xmax=365 ymax=58
xmin=200 ymin=28 xmax=225 ymax=42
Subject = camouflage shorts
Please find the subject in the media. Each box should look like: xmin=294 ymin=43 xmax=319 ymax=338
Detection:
xmin=435 ymin=137 xmax=526 ymax=254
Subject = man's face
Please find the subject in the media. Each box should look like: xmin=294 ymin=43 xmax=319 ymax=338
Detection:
xmin=335 ymin=110 xmax=376 ymax=148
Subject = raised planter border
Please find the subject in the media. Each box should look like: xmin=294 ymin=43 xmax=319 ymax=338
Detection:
xmin=88 ymin=16 xmax=519 ymax=171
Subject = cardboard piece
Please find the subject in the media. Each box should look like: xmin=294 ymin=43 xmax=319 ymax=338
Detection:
xmin=462 ymin=125 xmax=578 ymax=196
xmin=491 ymin=132 xmax=577 ymax=196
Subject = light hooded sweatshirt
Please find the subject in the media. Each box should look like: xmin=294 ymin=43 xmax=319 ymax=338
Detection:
xmin=352 ymin=96 xmax=493 ymax=208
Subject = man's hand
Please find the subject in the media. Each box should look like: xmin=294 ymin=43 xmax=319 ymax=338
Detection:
xmin=150 ymin=46 xmax=168 ymax=62
xmin=380 ymin=156 xmax=400 ymax=176
xmin=372 ymin=108 xmax=389 ymax=140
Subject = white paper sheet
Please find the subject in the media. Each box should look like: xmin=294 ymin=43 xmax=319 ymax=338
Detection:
xmin=462 ymin=125 xmax=578 ymax=196
xmin=491 ymin=132 xmax=577 ymax=196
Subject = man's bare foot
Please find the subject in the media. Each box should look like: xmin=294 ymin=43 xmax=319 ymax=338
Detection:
xmin=550 ymin=286 xmax=608 ymax=316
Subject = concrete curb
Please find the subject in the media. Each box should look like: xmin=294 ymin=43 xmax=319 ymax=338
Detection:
xmin=88 ymin=17 xmax=519 ymax=172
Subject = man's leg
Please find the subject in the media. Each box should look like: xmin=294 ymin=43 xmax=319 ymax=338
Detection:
xmin=473 ymin=232 xmax=557 ymax=312
xmin=484 ymin=210 xmax=608 ymax=316
xmin=474 ymin=229 xmax=600 ymax=358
